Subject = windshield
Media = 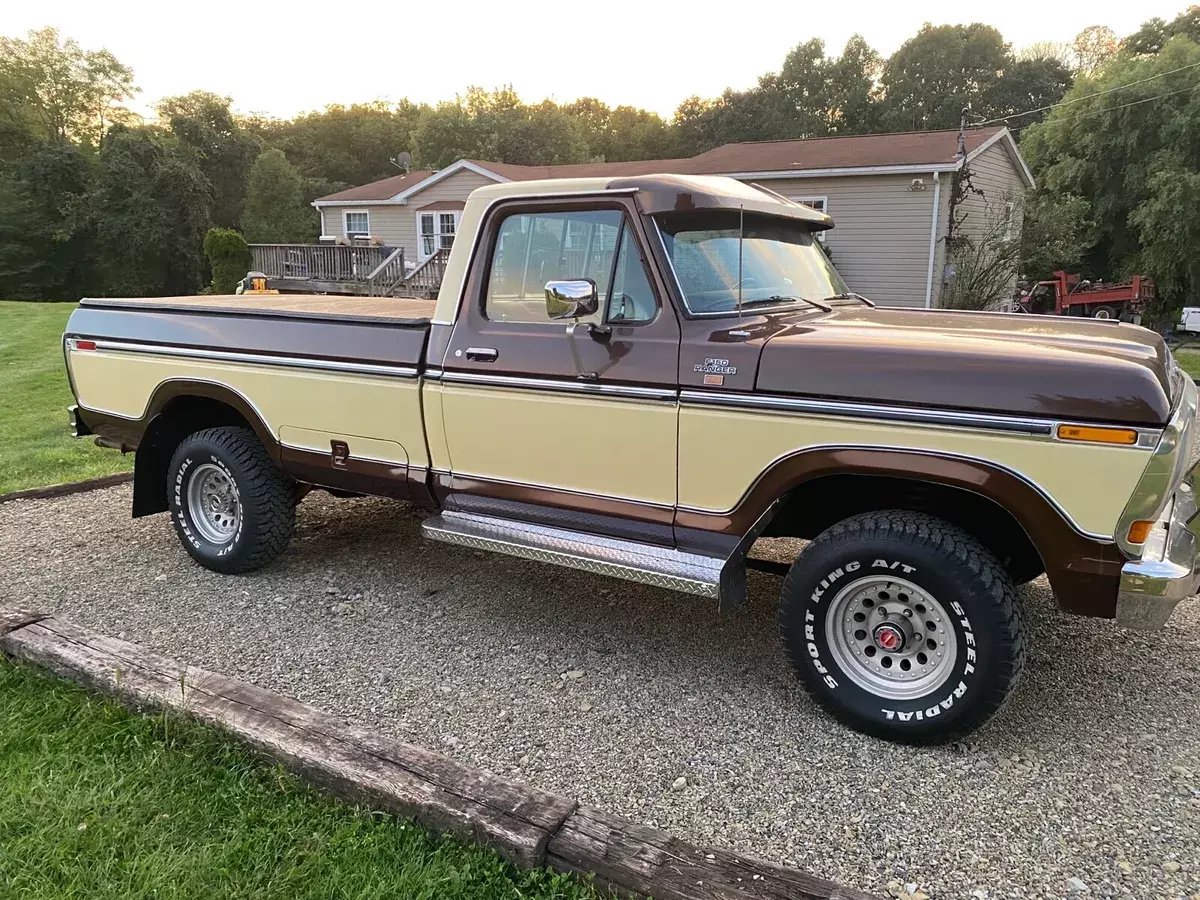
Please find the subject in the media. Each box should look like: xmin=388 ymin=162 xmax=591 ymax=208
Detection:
xmin=655 ymin=211 xmax=847 ymax=316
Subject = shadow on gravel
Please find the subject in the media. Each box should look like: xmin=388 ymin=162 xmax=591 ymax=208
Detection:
xmin=279 ymin=497 xmax=1198 ymax=753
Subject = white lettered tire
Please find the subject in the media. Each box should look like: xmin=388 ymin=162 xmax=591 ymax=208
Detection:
xmin=778 ymin=510 xmax=1025 ymax=743
xmin=167 ymin=426 xmax=295 ymax=574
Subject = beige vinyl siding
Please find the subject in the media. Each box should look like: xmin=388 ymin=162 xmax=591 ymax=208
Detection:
xmin=942 ymin=142 xmax=1027 ymax=302
xmin=754 ymin=174 xmax=938 ymax=308
xmin=959 ymin=142 xmax=1026 ymax=244
xmin=930 ymin=173 xmax=954 ymax=308
xmin=316 ymin=168 xmax=501 ymax=262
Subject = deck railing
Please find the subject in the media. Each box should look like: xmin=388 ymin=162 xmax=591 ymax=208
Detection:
xmin=378 ymin=248 xmax=451 ymax=299
xmin=248 ymin=243 xmax=448 ymax=298
xmin=249 ymin=244 xmax=395 ymax=284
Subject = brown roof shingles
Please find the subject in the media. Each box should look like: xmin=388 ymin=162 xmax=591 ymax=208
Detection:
xmin=316 ymin=169 xmax=434 ymax=202
xmin=314 ymin=128 xmax=1007 ymax=202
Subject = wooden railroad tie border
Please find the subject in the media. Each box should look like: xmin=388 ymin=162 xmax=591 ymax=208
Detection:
xmin=0 ymin=607 xmax=873 ymax=900
xmin=0 ymin=471 xmax=133 ymax=505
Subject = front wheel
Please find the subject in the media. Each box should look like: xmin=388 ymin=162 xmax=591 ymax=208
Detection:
xmin=167 ymin=426 xmax=296 ymax=574
xmin=778 ymin=511 xmax=1025 ymax=744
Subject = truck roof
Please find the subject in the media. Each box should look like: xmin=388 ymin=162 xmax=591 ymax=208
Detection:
xmin=468 ymin=173 xmax=833 ymax=228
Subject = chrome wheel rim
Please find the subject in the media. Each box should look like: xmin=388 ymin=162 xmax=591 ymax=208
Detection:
xmin=1094 ymin=308 xmax=1112 ymax=319
xmin=825 ymin=575 xmax=958 ymax=700
xmin=187 ymin=463 xmax=240 ymax=545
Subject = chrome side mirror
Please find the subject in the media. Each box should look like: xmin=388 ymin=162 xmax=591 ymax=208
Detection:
xmin=545 ymin=279 xmax=598 ymax=319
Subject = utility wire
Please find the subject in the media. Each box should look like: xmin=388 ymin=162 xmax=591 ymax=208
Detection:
xmin=1030 ymin=83 xmax=1200 ymax=125
xmin=974 ymin=58 xmax=1200 ymax=125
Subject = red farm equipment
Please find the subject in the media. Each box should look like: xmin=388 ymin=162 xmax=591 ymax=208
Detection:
xmin=1018 ymin=270 xmax=1155 ymax=321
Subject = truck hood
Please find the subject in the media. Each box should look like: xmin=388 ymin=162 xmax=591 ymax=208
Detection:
xmin=757 ymin=307 xmax=1176 ymax=426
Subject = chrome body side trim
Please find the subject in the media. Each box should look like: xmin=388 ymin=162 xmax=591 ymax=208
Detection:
xmin=681 ymin=390 xmax=1164 ymax=445
xmin=1117 ymin=461 xmax=1200 ymax=628
xmin=440 ymin=370 xmax=677 ymax=401
xmin=675 ymin=442 xmax=1116 ymax=543
xmin=67 ymin=338 xmax=420 ymax=379
xmin=1116 ymin=376 xmax=1197 ymax=558
xmin=421 ymin=510 xmax=722 ymax=599
xmin=681 ymin=390 xmax=1057 ymax=436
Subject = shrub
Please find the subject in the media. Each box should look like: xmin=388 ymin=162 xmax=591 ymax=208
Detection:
xmin=202 ymin=228 xmax=251 ymax=295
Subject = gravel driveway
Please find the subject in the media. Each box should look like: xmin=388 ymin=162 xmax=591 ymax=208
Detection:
xmin=3 ymin=486 xmax=1200 ymax=900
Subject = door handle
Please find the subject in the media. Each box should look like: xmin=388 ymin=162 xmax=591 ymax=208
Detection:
xmin=465 ymin=347 xmax=498 ymax=362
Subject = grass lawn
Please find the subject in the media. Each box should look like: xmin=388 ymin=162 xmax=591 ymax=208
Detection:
xmin=0 ymin=301 xmax=132 ymax=494
xmin=0 ymin=658 xmax=600 ymax=900
xmin=1175 ymin=348 xmax=1200 ymax=380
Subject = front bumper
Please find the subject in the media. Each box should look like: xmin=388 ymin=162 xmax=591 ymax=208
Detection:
xmin=1117 ymin=463 xmax=1200 ymax=629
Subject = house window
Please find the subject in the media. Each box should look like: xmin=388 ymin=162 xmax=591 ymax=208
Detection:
xmin=789 ymin=196 xmax=828 ymax=242
xmin=419 ymin=212 xmax=459 ymax=258
xmin=344 ymin=210 xmax=370 ymax=237
xmin=1002 ymin=199 xmax=1017 ymax=241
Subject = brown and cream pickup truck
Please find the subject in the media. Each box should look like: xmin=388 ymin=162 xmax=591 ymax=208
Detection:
xmin=63 ymin=174 xmax=1199 ymax=743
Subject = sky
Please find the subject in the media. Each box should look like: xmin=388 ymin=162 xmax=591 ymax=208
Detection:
xmin=2 ymin=0 xmax=1192 ymax=120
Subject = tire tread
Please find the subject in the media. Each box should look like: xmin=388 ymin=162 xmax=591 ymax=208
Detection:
xmin=171 ymin=426 xmax=294 ymax=573
xmin=778 ymin=510 xmax=1025 ymax=744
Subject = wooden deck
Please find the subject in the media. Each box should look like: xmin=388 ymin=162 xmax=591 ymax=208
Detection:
xmin=248 ymin=244 xmax=448 ymax=299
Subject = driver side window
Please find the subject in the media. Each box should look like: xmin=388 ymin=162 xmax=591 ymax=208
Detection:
xmin=485 ymin=209 xmax=657 ymax=325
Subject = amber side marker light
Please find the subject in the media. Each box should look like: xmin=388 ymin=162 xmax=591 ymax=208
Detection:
xmin=1056 ymin=424 xmax=1138 ymax=445
xmin=1126 ymin=520 xmax=1155 ymax=544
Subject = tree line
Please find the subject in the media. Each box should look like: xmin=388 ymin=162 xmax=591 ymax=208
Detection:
xmin=0 ymin=12 xmax=1197 ymax=310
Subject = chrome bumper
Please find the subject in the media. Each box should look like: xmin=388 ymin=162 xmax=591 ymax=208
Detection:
xmin=1117 ymin=464 xmax=1200 ymax=629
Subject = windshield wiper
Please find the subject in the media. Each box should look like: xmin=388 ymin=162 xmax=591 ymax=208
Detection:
xmin=739 ymin=294 xmax=832 ymax=312
xmin=823 ymin=291 xmax=876 ymax=308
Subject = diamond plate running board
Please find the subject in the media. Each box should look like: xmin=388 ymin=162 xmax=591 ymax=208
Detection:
xmin=421 ymin=511 xmax=723 ymax=599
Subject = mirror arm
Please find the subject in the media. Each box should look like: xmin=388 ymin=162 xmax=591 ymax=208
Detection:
xmin=565 ymin=322 xmax=599 ymax=381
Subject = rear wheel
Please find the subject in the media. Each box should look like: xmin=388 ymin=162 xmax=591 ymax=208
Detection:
xmin=1091 ymin=304 xmax=1118 ymax=319
xmin=167 ymin=426 xmax=295 ymax=574
xmin=778 ymin=510 xmax=1025 ymax=744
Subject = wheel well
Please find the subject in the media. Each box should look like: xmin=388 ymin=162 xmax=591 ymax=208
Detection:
xmin=761 ymin=474 xmax=1045 ymax=583
xmin=132 ymin=397 xmax=257 ymax=517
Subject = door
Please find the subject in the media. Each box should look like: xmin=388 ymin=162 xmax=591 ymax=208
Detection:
xmin=437 ymin=196 xmax=681 ymax=542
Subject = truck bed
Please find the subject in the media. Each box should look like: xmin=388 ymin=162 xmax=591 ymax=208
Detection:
xmin=80 ymin=294 xmax=436 ymax=326
xmin=69 ymin=295 xmax=432 ymax=372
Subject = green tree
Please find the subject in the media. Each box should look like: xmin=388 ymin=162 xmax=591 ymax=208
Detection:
xmin=1123 ymin=7 xmax=1200 ymax=55
xmin=251 ymin=100 xmax=428 ymax=190
xmin=413 ymin=87 xmax=590 ymax=169
xmin=827 ymin=35 xmax=884 ymax=134
xmin=880 ymin=23 xmax=1011 ymax=130
xmin=1019 ymin=192 xmax=1094 ymax=279
xmin=1072 ymin=25 xmax=1119 ymax=74
xmin=89 ymin=125 xmax=212 ymax=296
xmin=241 ymin=148 xmax=315 ymax=243
xmin=673 ymin=35 xmax=883 ymax=152
xmin=1021 ymin=34 xmax=1200 ymax=310
xmin=158 ymin=91 xmax=259 ymax=228
xmin=203 ymin=227 xmax=251 ymax=293
xmin=0 ymin=142 xmax=98 ymax=301
xmin=562 ymin=98 xmax=676 ymax=161
xmin=0 ymin=27 xmax=135 ymax=152
xmin=982 ymin=56 xmax=1074 ymax=129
